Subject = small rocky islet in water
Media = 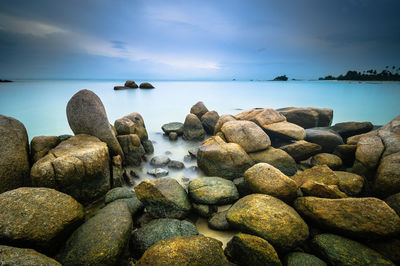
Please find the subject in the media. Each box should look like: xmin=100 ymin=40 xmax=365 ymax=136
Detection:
xmin=0 ymin=86 xmax=400 ymax=265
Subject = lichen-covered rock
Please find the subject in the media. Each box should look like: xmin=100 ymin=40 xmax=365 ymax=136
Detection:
xmin=183 ymin=113 xmax=205 ymax=140
xmin=0 ymin=115 xmax=30 ymax=193
xmin=30 ymin=134 xmax=110 ymax=205
xmin=131 ymin=218 xmax=198 ymax=258
xmin=300 ymin=180 xmax=347 ymax=198
xmin=30 ymin=136 xmax=60 ymax=163
xmin=161 ymin=122 xmax=184 ymax=136
xmin=214 ymin=114 xmax=236 ymax=134
xmin=284 ymin=252 xmax=326 ymax=266
xmin=292 ymin=165 xmax=339 ymax=187
xmin=201 ymin=110 xmax=220 ymax=135
xmin=135 ymin=178 xmax=191 ymax=218
xmin=331 ymin=121 xmax=373 ymax=139
xmin=312 ymin=234 xmax=394 ymax=266
xmin=189 ymin=177 xmax=239 ymax=205
xmin=0 ymin=245 xmax=61 ymax=266
xmin=305 ymin=128 xmax=344 ymax=153
xmin=374 ymin=152 xmax=400 ymax=197
xmin=56 ymin=200 xmax=133 ymax=266
xmin=66 ymin=89 xmax=124 ymax=158
xmin=0 ymin=187 xmax=84 ymax=254
xmin=226 ymin=194 xmax=309 ymax=250
xmin=117 ymin=134 xmax=145 ymax=166
xmin=294 ymin=197 xmax=400 ymax=238
xmin=244 ymin=163 xmax=298 ymax=202
xmin=263 ymin=121 xmax=306 ymax=141
xmin=208 ymin=210 xmax=230 ymax=230
xmin=224 ymin=233 xmax=282 ymax=266
xmin=335 ymin=171 xmax=364 ymax=196
xmin=197 ymin=136 xmax=254 ymax=179
xmin=249 ymin=147 xmax=297 ymax=176
xmin=222 ymin=120 xmax=270 ymax=152
xmin=139 ymin=82 xmax=154 ymax=89
xmin=235 ymin=108 xmax=286 ymax=127
xmin=311 ymin=153 xmax=343 ymax=170
xmin=280 ymin=140 xmax=322 ymax=161
xmin=135 ymin=235 xmax=230 ymax=266
xmin=190 ymin=101 xmax=209 ymax=119
xmin=105 ymin=187 xmax=144 ymax=215
xmin=192 ymin=203 xmax=218 ymax=218
xmin=114 ymin=113 xmax=148 ymax=141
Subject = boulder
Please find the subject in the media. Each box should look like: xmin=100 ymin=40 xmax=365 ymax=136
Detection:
xmin=224 ymin=233 xmax=282 ymax=266
xmin=135 ymin=235 xmax=230 ymax=266
xmin=66 ymin=89 xmax=124 ymax=158
xmin=385 ymin=192 xmax=400 ymax=216
xmin=31 ymin=134 xmax=110 ymax=205
xmin=244 ymin=163 xmax=298 ymax=202
xmin=294 ymin=197 xmax=400 ymax=238
xmin=30 ymin=136 xmax=60 ymax=163
xmin=201 ymin=110 xmax=220 ymax=134
xmin=284 ymin=252 xmax=326 ymax=266
xmin=226 ymin=194 xmax=309 ymax=250
xmin=292 ymin=165 xmax=339 ymax=187
xmin=221 ymin=120 xmax=270 ymax=152
xmin=190 ymin=101 xmax=209 ymax=119
xmin=192 ymin=203 xmax=218 ymax=218
xmin=248 ymin=147 xmax=297 ymax=176
xmin=135 ymin=178 xmax=191 ymax=218
xmin=147 ymin=168 xmax=169 ymax=178
xmin=334 ymin=171 xmax=364 ymax=196
xmin=0 ymin=115 xmax=30 ymax=193
xmin=0 ymin=187 xmax=84 ymax=254
xmin=114 ymin=113 xmax=148 ymax=141
xmin=311 ymin=153 xmax=343 ymax=170
xmin=117 ymin=134 xmax=145 ymax=166
xmin=300 ymin=180 xmax=348 ymax=198
xmin=354 ymin=135 xmax=384 ymax=170
xmin=105 ymin=187 xmax=144 ymax=215
xmin=161 ymin=122 xmax=184 ymax=136
xmin=214 ymin=114 xmax=236 ymax=134
xmin=263 ymin=121 xmax=306 ymax=141
xmin=56 ymin=200 xmax=133 ymax=266
xmin=0 ymin=245 xmax=61 ymax=266
xmin=233 ymin=177 xmax=252 ymax=197
xmin=331 ymin=121 xmax=373 ymax=139
xmin=235 ymin=108 xmax=286 ymax=127
xmin=366 ymin=238 xmax=400 ymax=265
xmin=379 ymin=130 xmax=400 ymax=158
xmin=374 ymin=152 xmax=400 ymax=197
xmin=208 ymin=210 xmax=231 ymax=230
xmin=131 ymin=218 xmax=198 ymax=258
xmin=183 ymin=114 xmax=205 ymax=140
xmin=277 ymin=107 xmax=319 ymax=128
xmin=142 ymin=139 xmax=154 ymax=154
xmin=188 ymin=177 xmax=239 ymax=205
xmin=125 ymin=80 xmax=138 ymax=88
xmin=150 ymin=155 xmax=170 ymax=167
xmin=312 ymin=234 xmax=394 ymax=265
xmin=333 ymin=144 xmax=356 ymax=166
xmin=197 ymin=136 xmax=254 ymax=179
xmin=280 ymin=140 xmax=322 ymax=161
xmin=139 ymin=82 xmax=154 ymax=89
xmin=313 ymin=108 xmax=334 ymax=127
xmin=305 ymin=128 xmax=344 ymax=153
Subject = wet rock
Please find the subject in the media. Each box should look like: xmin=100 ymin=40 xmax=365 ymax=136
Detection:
xmin=168 ymin=160 xmax=184 ymax=169
xmin=280 ymin=140 xmax=322 ymax=162
xmin=201 ymin=110 xmax=220 ymax=134
xmin=224 ymin=233 xmax=282 ymax=266
xmin=335 ymin=171 xmax=364 ymax=196
xmin=294 ymin=197 xmax=400 ymax=238
xmin=284 ymin=252 xmax=326 ymax=266
xmin=30 ymin=134 xmax=110 ymax=205
xmin=161 ymin=122 xmax=184 ymax=136
xmin=135 ymin=178 xmax=191 ymax=218
xmin=305 ymin=128 xmax=344 ymax=153
xmin=66 ymin=89 xmax=124 ymax=158
xmin=208 ymin=210 xmax=231 ymax=230
xmin=0 ymin=245 xmax=61 ymax=266
xmin=56 ymin=200 xmax=133 ymax=266
xmin=183 ymin=113 xmax=205 ymax=140
xmin=312 ymin=234 xmax=394 ymax=266
xmin=249 ymin=147 xmax=297 ymax=176
xmin=0 ymin=187 xmax=84 ymax=254
xmin=221 ymin=120 xmax=270 ymax=152
xmin=244 ymin=163 xmax=298 ymax=202
xmin=0 ymin=115 xmax=30 ymax=193
xmin=139 ymin=82 xmax=154 ymax=89
xmin=135 ymin=235 xmax=230 ymax=265
xmin=214 ymin=114 xmax=236 ymax=134
xmin=235 ymin=108 xmax=286 ymax=127
xmin=292 ymin=165 xmax=339 ymax=187
xmin=169 ymin=132 xmax=178 ymax=140
xmin=125 ymin=80 xmax=138 ymax=88
xmin=197 ymin=136 xmax=254 ymax=179
xmin=131 ymin=218 xmax=198 ymax=258
xmin=190 ymin=101 xmax=209 ymax=119
xmin=374 ymin=152 xmax=400 ymax=197
xmin=311 ymin=153 xmax=343 ymax=170
xmin=192 ymin=203 xmax=218 ymax=218
xmin=331 ymin=121 xmax=373 ymax=139
xmin=150 ymin=155 xmax=170 ymax=167
xmin=189 ymin=176 xmax=239 ymax=205
xmin=147 ymin=168 xmax=169 ymax=178
xmin=30 ymin=136 xmax=60 ymax=163
xmin=263 ymin=121 xmax=306 ymax=141
xmin=226 ymin=194 xmax=309 ymax=250
xmin=142 ymin=139 xmax=154 ymax=154
xmin=333 ymin=144 xmax=356 ymax=166
xmin=117 ymin=134 xmax=145 ymax=166
xmin=300 ymin=180 xmax=347 ymax=198
xmin=385 ymin=192 xmax=400 ymax=216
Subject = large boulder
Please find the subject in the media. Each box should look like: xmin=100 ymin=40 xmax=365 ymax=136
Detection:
xmin=56 ymin=200 xmax=133 ymax=266
xmin=235 ymin=108 xmax=286 ymax=127
xmin=135 ymin=178 xmax=192 ymax=219
xmin=201 ymin=110 xmax=220 ymax=134
xmin=135 ymin=235 xmax=230 ymax=265
xmin=190 ymin=101 xmax=209 ymax=119
xmin=354 ymin=135 xmax=384 ymax=171
xmin=31 ymin=134 xmax=110 ymax=205
xmin=183 ymin=113 xmax=205 ymax=140
xmin=294 ymin=197 xmax=400 ymax=238
xmin=385 ymin=192 xmax=400 ymax=216
xmin=105 ymin=187 xmax=144 ymax=215
xmin=333 ymin=144 xmax=356 ymax=166
xmin=114 ymin=112 xmax=148 ymax=141
xmin=188 ymin=177 xmax=239 ymax=205
xmin=312 ymin=234 xmax=394 ymax=266
xmin=335 ymin=171 xmax=364 ymax=196
xmin=244 ymin=163 xmax=298 ymax=202
xmin=379 ymin=130 xmax=400 ymax=158
xmin=374 ymin=152 xmax=400 ymax=197
xmin=66 ymin=89 xmax=124 ymax=158
xmin=305 ymin=128 xmax=344 ymax=153
xmin=0 ymin=187 xmax=84 ymax=254
xmin=0 ymin=245 xmax=61 ymax=266
xmin=197 ymin=136 xmax=254 ymax=179
xmin=292 ymin=165 xmax=339 ymax=187
xmin=30 ymin=136 xmax=60 ymax=163
xmin=248 ymin=147 xmax=297 ymax=176
xmin=0 ymin=115 xmax=30 ymax=193
xmin=224 ymin=233 xmax=282 ymax=266
xmin=131 ymin=218 xmax=198 ymax=258
xmin=311 ymin=153 xmax=343 ymax=170
xmin=280 ymin=140 xmax=322 ymax=161
xmin=278 ymin=107 xmax=333 ymax=128
xmin=214 ymin=114 xmax=236 ymax=134
xmin=221 ymin=120 xmax=270 ymax=152
xmin=117 ymin=134 xmax=145 ymax=166
xmin=226 ymin=194 xmax=309 ymax=250
xmin=331 ymin=121 xmax=373 ymax=139
xmin=263 ymin=121 xmax=306 ymax=141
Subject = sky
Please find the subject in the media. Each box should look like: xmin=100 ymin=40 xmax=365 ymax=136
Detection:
xmin=0 ymin=0 xmax=399 ymax=80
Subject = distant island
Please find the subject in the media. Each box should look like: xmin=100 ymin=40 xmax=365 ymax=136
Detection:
xmin=0 ymin=79 xmax=13 ymax=82
xmin=273 ymin=75 xmax=288 ymax=81
xmin=319 ymin=66 xmax=400 ymax=81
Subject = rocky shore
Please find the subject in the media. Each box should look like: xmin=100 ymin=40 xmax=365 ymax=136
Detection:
xmin=1 ymin=89 xmax=400 ymax=265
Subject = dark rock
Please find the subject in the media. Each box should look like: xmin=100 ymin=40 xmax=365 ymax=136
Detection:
xmin=214 ymin=114 xmax=236 ymax=134
xmin=0 ymin=245 xmax=61 ymax=266
xmin=331 ymin=121 xmax=373 ymax=139
xmin=56 ymin=200 xmax=133 ymax=266
xmin=139 ymin=82 xmax=154 ymax=89
xmin=0 ymin=115 xmax=30 ymax=193
xmin=192 ymin=203 xmax=218 ymax=218
xmin=135 ymin=178 xmax=191 ymax=218
xmin=284 ymin=252 xmax=326 ymax=266
xmin=335 ymin=171 xmax=364 ymax=196
xmin=190 ymin=101 xmax=209 ymax=119
xmin=0 ymin=187 xmax=84 ymax=254
xmin=201 ymin=110 xmax=220 ymax=134
xmin=311 ymin=153 xmax=343 ymax=170
xmin=263 ymin=121 xmax=306 ymax=141
xmin=125 ymin=80 xmax=138 ymax=88
xmin=150 ymin=155 xmax=170 ymax=167
xmin=117 ymin=134 xmax=146 ymax=166
xmin=374 ymin=152 xmax=400 ymax=197
xmin=183 ymin=113 xmax=205 ymax=140
xmin=249 ymin=147 xmax=297 ymax=176
xmin=58 ymin=134 xmax=73 ymax=141
xmin=169 ymin=132 xmax=178 ymax=140
xmin=30 ymin=136 xmax=60 ymax=163
xmin=278 ymin=107 xmax=319 ymax=128
xmin=280 ymin=140 xmax=322 ymax=162
xmin=233 ymin=177 xmax=252 ymax=197
xmin=305 ymin=128 xmax=344 ymax=153
xmin=66 ymin=89 xmax=124 ymax=158
xmin=142 ymin=139 xmax=154 ymax=154
xmin=162 ymin=122 xmax=184 ymax=136
xmin=168 ymin=160 xmax=184 ymax=169
xmin=208 ymin=210 xmax=231 ymax=230
xmin=366 ymin=238 xmax=400 ymax=265
xmin=333 ymin=144 xmax=356 ymax=166
xmin=113 ymin=86 xmax=130 ymax=90
xmin=385 ymin=192 xmax=400 ymax=216
xmin=235 ymin=108 xmax=286 ymax=127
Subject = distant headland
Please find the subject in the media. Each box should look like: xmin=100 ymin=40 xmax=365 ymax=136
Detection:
xmin=319 ymin=66 xmax=400 ymax=81
xmin=0 ymin=79 xmax=13 ymax=82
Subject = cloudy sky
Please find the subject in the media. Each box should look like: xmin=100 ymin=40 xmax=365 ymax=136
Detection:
xmin=0 ymin=0 xmax=399 ymax=80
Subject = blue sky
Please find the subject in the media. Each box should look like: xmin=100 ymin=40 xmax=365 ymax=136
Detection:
xmin=0 ymin=0 xmax=399 ymax=80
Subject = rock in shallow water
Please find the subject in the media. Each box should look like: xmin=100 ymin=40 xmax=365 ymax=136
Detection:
xmin=162 ymin=122 xmax=184 ymax=135
xmin=147 ymin=168 xmax=169 ymax=178
xmin=190 ymin=101 xmax=209 ymax=119
xmin=201 ymin=110 xmax=220 ymax=134
xmin=150 ymin=155 xmax=170 ymax=167
xmin=189 ymin=176 xmax=239 ymax=205
xmin=183 ymin=113 xmax=205 ymax=140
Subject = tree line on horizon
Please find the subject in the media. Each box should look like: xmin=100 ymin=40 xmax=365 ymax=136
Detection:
xmin=319 ymin=66 xmax=400 ymax=81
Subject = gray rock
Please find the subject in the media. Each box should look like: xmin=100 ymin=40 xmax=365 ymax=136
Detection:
xmin=105 ymin=187 xmax=135 ymax=203
xmin=189 ymin=176 xmax=239 ymax=205
xmin=183 ymin=114 xmax=205 ymax=140
xmin=147 ymin=168 xmax=169 ymax=178
xmin=162 ymin=122 xmax=184 ymax=135
xmin=0 ymin=245 xmax=61 ymax=266
xmin=201 ymin=110 xmax=220 ymax=134
xmin=168 ymin=160 xmax=185 ymax=169
xmin=30 ymin=136 xmax=60 ymax=163
xmin=150 ymin=155 xmax=170 ymax=167
xmin=190 ymin=101 xmax=209 ymax=119
xmin=208 ymin=210 xmax=230 ymax=230
xmin=192 ymin=203 xmax=218 ymax=218
xmin=277 ymin=107 xmax=319 ymax=128
xmin=142 ymin=139 xmax=154 ymax=154
xmin=305 ymin=128 xmax=344 ymax=153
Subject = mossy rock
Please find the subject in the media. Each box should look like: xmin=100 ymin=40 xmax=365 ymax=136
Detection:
xmin=189 ymin=176 xmax=239 ymax=205
xmin=0 ymin=245 xmax=61 ymax=266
